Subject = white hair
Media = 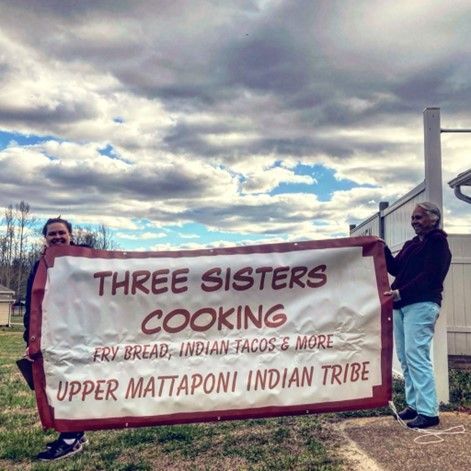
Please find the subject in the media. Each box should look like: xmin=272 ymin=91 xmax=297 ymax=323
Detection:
xmin=416 ymin=202 xmax=441 ymax=227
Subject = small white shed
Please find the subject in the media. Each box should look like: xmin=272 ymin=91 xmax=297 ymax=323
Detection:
xmin=0 ymin=284 xmax=15 ymax=326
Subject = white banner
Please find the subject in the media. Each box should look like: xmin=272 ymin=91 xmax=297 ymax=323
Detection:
xmin=29 ymin=237 xmax=392 ymax=431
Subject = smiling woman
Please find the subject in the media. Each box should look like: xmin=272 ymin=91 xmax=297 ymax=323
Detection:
xmin=22 ymin=216 xmax=88 ymax=461
xmin=383 ymin=202 xmax=452 ymax=429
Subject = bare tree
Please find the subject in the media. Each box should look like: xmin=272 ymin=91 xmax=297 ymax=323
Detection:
xmin=14 ymin=201 xmax=36 ymax=301
xmin=73 ymin=226 xmax=98 ymax=248
xmin=73 ymin=224 xmax=117 ymax=250
xmin=0 ymin=202 xmax=118 ymax=299
xmin=0 ymin=205 xmax=15 ymax=288
xmin=0 ymin=228 xmax=7 ymax=286
xmin=97 ymin=224 xmax=118 ymax=250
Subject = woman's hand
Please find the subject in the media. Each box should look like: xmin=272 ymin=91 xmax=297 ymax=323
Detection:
xmin=24 ymin=346 xmax=33 ymax=361
xmin=384 ymin=289 xmax=401 ymax=301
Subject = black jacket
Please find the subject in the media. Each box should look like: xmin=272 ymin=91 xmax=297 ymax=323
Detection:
xmin=24 ymin=260 xmax=39 ymax=345
xmin=384 ymin=229 xmax=452 ymax=309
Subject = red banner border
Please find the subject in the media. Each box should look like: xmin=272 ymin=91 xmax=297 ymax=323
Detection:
xmin=30 ymin=236 xmax=393 ymax=431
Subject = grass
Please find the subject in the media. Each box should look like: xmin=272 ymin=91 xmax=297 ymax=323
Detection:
xmin=1 ymin=326 xmax=469 ymax=470
xmin=0 ymin=327 xmax=342 ymax=470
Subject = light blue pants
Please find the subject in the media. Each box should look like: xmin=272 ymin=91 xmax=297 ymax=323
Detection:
xmin=393 ymin=302 xmax=440 ymax=417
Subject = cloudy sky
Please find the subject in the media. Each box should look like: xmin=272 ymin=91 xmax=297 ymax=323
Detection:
xmin=0 ymin=0 xmax=470 ymax=250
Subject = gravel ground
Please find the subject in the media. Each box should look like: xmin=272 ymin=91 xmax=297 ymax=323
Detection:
xmin=337 ymin=412 xmax=471 ymax=471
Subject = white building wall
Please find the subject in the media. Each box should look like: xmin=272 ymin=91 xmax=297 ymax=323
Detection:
xmin=444 ymin=235 xmax=471 ymax=356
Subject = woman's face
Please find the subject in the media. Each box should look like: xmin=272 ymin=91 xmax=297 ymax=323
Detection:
xmin=45 ymin=222 xmax=72 ymax=247
xmin=411 ymin=206 xmax=436 ymax=236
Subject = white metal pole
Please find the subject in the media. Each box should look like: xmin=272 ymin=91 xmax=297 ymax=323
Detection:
xmin=423 ymin=108 xmax=443 ymax=210
xmin=423 ymin=107 xmax=449 ymax=404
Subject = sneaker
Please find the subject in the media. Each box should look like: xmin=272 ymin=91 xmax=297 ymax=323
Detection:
xmin=396 ymin=406 xmax=417 ymax=421
xmin=407 ymin=414 xmax=440 ymax=429
xmin=37 ymin=437 xmax=84 ymax=461
xmin=46 ymin=434 xmax=88 ymax=450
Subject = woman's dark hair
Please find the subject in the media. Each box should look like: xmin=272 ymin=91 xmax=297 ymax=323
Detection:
xmin=42 ymin=217 xmax=73 ymax=236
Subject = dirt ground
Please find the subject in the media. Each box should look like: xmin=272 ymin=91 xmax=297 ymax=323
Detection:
xmin=334 ymin=411 xmax=471 ymax=471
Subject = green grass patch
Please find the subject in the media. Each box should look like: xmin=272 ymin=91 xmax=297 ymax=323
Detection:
xmin=445 ymin=368 xmax=471 ymax=409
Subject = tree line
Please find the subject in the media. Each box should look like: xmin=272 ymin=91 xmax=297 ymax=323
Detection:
xmin=0 ymin=201 xmax=117 ymax=300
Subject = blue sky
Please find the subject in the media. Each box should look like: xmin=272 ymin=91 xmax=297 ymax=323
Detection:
xmin=0 ymin=0 xmax=470 ymax=251
xmin=270 ymin=164 xmax=364 ymax=201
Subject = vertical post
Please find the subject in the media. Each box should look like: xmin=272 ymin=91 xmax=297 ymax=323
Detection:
xmin=378 ymin=201 xmax=389 ymax=239
xmin=423 ymin=108 xmax=443 ymax=210
xmin=423 ymin=107 xmax=449 ymax=404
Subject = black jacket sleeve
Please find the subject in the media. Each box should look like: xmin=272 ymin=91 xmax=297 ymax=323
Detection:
xmin=384 ymin=245 xmax=398 ymax=276
xmin=23 ymin=261 xmax=39 ymax=345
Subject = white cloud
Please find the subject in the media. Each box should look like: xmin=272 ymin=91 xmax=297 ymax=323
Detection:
xmin=0 ymin=0 xmax=470 ymax=246
xmin=178 ymin=233 xmax=200 ymax=239
xmin=116 ymin=231 xmax=166 ymax=240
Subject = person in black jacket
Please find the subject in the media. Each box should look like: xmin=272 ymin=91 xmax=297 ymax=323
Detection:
xmin=24 ymin=217 xmax=87 ymax=461
xmin=383 ymin=202 xmax=451 ymax=429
